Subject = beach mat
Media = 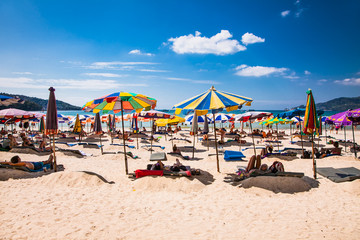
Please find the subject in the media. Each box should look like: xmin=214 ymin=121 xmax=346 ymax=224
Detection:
xmin=224 ymin=150 xmax=246 ymax=161
xmin=317 ymin=167 xmax=360 ymax=183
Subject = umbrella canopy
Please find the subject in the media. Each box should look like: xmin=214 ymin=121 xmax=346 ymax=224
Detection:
xmin=174 ymin=86 xmax=252 ymax=113
xmin=347 ymin=108 xmax=360 ymax=125
xmin=212 ymin=113 xmax=233 ymax=123
xmin=326 ymin=110 xmax=353 ymax=126
xmin=0 ymin=108 xmax=36 ymax=123
xmin=155 ymin=116 xmax=185 ymax=127
xmin=83 ymin=92 xmax=157 ymax=113
xmin=173 ymin=86 xmax=253 ymax=172
xmin=39 ymin=116 xmax=45 ymax=133
xmin=94 ymin=113 xmax=102 ymax=134
xmin=45 ymin=87 xmax=58 ymax=135
xmin=136 ymin=110 xmax=172 ymax=119
xmin=185 ymin=114 xmax=212 ymax=124
xmin=303 ymin=89 xmax=320 ymax=135
xmin=73 ymin=114 xmax=82 ymax=133
xmin=235 ymin=111 xmax=272 ymax=122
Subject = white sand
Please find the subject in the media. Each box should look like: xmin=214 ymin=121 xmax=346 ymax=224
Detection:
xmin=1 ymin=128 xmax=360 ymax=239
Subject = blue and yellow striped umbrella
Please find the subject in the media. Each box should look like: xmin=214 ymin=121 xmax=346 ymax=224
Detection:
xmin=174 ymin=86 xmax=252 ymax=115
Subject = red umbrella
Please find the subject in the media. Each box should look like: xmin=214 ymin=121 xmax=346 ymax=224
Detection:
xmin=45 ymin=87 xmax=58 ymax=171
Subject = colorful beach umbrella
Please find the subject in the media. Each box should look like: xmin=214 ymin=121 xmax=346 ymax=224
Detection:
xmin=173 ymin=86 xmax=253 ymax=172
xmin=83 ymin=92 xmax=157 ymax=175
xmin=212 ymin=113 xmax=233 ymax=123
xmin=347 ymin=108 xmax=360 ymax=158
xmin=155 ymin=116 xmax=185 ymax=127
xmin=184 ymin=114 xmax=212 ymax=124
xmin=303 ymin=89 xmax=319 ymax=178
xmin=94 ymin=112 xmax=104 ymax=154
xmin=0 ymin=108 xmax=36 ymax=123
xmin=45 ymin=87 xmax=58 ymax=171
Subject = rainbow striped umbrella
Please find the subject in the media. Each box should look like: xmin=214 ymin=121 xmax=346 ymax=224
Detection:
xmin=303 ymin=89 xmax=319 ymax=178
xmin=173 ymin=86 xmax=253 ymax=172
xmin=82 ymin=92 xmax=156 ymax=114
xmin=83 ymin=92 xmax=157 ymax=175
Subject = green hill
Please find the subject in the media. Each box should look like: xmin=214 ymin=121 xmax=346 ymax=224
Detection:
xmin=0 ymin=92 xmax=81 ymax=111
xmin=296 ymin=96 xmax=360 ymax=111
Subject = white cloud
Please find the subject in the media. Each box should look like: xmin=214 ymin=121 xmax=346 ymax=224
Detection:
xmin=12 ymin=72 xmax=33 ymax=75
xmin=304 ymin=70 xmax=311 ymax=75
xmin=241 ymin=33 xmax=265 ymax=45
xmin=86 ymin=61 xmax=157 ymax=70
xmin=166 ymin=77 xmax=219 ymax=85
xmin=83 ymin=73 xmax=126 ymax=78
xmin=235 ymin=64 xmax=288 ymax=77
xmin=334 ymin=78 xmax=360 ymax=86
xmin=317 ymin=79 xmax=328 ymax=85
xmin=129 ymin=49 xmax=154 ymax=56
xmin=138 ymin=69 xmax=169 ymax=73
xmin=0 ymin=77 xmax=148 ymax=90
xmin=168 ymin=30 xmax=246 ymax=55
xmin=281 ymin=10 xmax=291 ymax=17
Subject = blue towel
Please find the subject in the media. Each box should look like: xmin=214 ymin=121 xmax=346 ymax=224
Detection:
xmin=224 ymin=150 xmax=246 ymax=161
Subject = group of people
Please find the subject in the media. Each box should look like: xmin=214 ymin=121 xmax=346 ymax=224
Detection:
xmin=150 ymin=158 xmax=187 ymax=172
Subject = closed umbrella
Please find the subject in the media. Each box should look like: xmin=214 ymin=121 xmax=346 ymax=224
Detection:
xmin=190 ymin=111 xmax=198 ymax=159
xmin=173 ymin=86 xmax=252 ymax=172
xmin=83 ymin=92 xmax=157 ymax=174
xmin=203 ymin=114 xmax=210 ymax=150
xmin=45 ymin=87 xmax=58 ymax=171
xmin=39 ymin=116 xmax=45 ymax=133
xmin=303 ymin=89 xmax=320 ymax=179
xmin=94 ymin=112 xmax=103 ymax=154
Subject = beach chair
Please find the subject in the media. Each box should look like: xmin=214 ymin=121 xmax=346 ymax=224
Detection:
xmin=317 ymin=167 xmax=360 ymax=183
xmin=150 ymin=152 xmax=167 ymax=161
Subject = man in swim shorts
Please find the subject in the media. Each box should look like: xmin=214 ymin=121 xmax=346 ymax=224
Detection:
xmin=1 ymin=155 xmax=53 ymax=170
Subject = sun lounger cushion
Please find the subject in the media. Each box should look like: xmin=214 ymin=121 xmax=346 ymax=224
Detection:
xmin=317 ymin=167 xmax=360 ymax=183
xmin=150 ymin=152 xmax=167 ymax=161
xmin=224 ymin=150 xmax=246 ymax=161
xmin=135 ymin=169 xmax=163 ymax=178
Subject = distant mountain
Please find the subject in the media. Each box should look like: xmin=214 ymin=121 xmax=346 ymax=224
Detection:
xmin=0 ymin=92 xmax=81 ymax=111
xmin=296 ymin=96 xmax=360 ymax=111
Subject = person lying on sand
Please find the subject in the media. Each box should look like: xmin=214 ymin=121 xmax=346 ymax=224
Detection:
xmin=1 ymin=155 xmax=53 ymax=171
xmin=151 ymin=160 xmax=164 ymax=170
xmin=170 ymin=159 xmax=187 ymax=172
xmin=314 ymin=142 xmax=341 ymax=158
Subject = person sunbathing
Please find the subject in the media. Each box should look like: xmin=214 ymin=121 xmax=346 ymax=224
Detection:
xmin=170 ymin=159 xmax=187 ymax=172
xmin=239 ymin=154 xmax=284 ymax=178
xmin=203 ymin=134 xmax=209 ymax=141
xmin=2 ymin=134 xmax=18 ymax=150
xmin=1 ymin=155 xmax=53 ymax=171
xmin=315 ymin=142 xmax=342 ymax=158
xmin=21 ymin=135 xmax=34 ymax=147
xmin=151 ymin=160 xmax=164 ymax=170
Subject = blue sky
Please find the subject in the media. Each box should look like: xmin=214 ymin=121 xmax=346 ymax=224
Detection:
xmin=0 ymin=0 xmax=359 ymax=110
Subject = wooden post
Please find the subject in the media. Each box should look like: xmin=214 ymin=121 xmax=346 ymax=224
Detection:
xmin=352 ymin=124 xmax=357 ymax=158
xmin=249 ymin=121 xmax=256 ymax=157
xmin=311 ymin=134 xmax=317 ymax=179
xmin=99 ymin=134 xmax=103 ymax=155
xmin=344 ymin=126 xmax=347 ymax=152
xmin=276 ymin=124 xmax=280 ymax=152
xmin=192 ymin=130 xmax=196 ymax=159
xmin=52 ymin=135 xmax=57 ymax=172
xmin=212 ymin=113 xmax=220 ymax=173
xmin=120 ymin=100 xmax=128 ymax=175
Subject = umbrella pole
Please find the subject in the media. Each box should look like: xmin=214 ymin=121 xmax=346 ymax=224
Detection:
xmin=52 ymin=134 xmax=57 ymax=172
xmin=99 ymin=134 xmax=103 ymax=155
xmin=239 ymin=121 xmax=242 ymax=151
xmin=344 ymin=126 xmax=347 ymax=152
xmin=212 ymin=113 xmax=220 ymax=173
xmin=290 ymin=123 xmax=293 ymax=143
xmin=299 ymin=115 xmax=304 ymax=157
xmin=311 ymin=134 xmax=317 ymax=179
xmin=192 ymin=131 xmax=196 ymax=159
xmin=120 ymin=100 xmax=128 ymax=175
xmin=249 ymin=121 xmax=256 ymax=157
xmin=150 ymin=120 xmax=154 ymax=153
xmin=276 ymin=124 xmax=280 ymax=152
xmin=352 ymin=124 xmax=357 ymax=158
xmin=325 ymin=123 xmax=327 ymax=144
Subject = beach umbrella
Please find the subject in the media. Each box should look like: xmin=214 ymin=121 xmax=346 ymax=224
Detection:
xmin=39 ymin=116 xmax=45 ymax=133
xmin=347 ymin=108 xmax=360 ymax=158
xmin=303 ymin=89 xmax=320 ymax=179
xmin=83 ymin=92 xmax=157 ymax=175
xmin=173 ymin=86 xmax=253 ymax=172
xmin=94 ymin=112 xmax=103 ymax=154
xmin=73 ymin=114 xmax=82 ymax=134
xmin=45 ymin=87 xmax=58 ymax=171
xmin=131 ymin=115 xmax=139 ymax=149
xmin=326 ymin=110 xmax=353 ymax=152
xmin=184 ymin=114 xmax=212 ymax=124
xmin=212 ymin=113 xmax=232 ymax=123
xmin=155 ymin=116 xmax=185 ymax=126
xmin=0 ymin=108 xmax=36 ymax=123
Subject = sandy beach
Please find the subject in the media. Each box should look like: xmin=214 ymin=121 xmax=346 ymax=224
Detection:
xmin=0 ymin=127 xmax=359 ymax=240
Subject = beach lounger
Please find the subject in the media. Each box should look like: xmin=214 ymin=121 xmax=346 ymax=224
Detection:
xmin=110 ymin=143 xmax=135 ymax=149
xmin=55 ymin=142 xmax=78 ymax=147
xmin=10 ymin=146 xmax=51 ymax=156
xmin=167 ymin=152 xmax=190 ymax=160
xmin=317 ymin=167 xmax=360 ymax=183
xmin=142 ymin=145 xmax=165 ymax=150
xmin=150 ymin=152 xmax=167 ymax=161
xmin=224 ymin=150 xmax=246 ymax=161
xmin=58 ymin=148 xmax=92 ymax=157
xmin=249 ymin=171 xmax=304 ymax=178
xmin=102 ymin=151 xmax=139 ymax=159
xmin=0 ymin=163 xmax=52 ymax=172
